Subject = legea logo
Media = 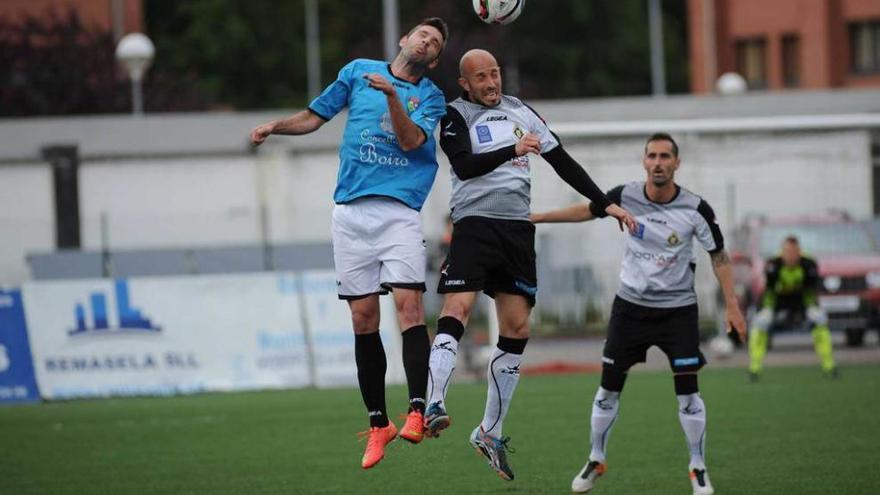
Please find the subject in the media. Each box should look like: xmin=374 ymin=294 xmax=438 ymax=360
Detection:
xmin=69 ymin=280 xmax=161 ymax=336
xmin=0 ymin=344 xmax=9 ymax=372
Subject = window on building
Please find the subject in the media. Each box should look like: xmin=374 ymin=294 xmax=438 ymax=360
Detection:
xmin=781 ymin=35 xmax=800 ymax=87
xmin=735 ymin=38 xmax=767 ymax=89
xmin=850 ymin=21 xmax=880 ymax=74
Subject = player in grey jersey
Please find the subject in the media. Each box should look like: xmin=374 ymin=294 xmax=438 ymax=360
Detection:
xmin=423 ymin=49 xmax=636 ymax=482
xmin=532 ymin=133 xmax=747 ymax=495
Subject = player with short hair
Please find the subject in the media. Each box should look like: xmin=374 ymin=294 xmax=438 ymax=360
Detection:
xmin=748 ymin=235 xmax=837 ymax=380
xmin=531 ymin=133 xmax=747 ymax=494
xmin=250 ymin=17 xmax=449 ymax=469
xmin=423 ymin=48 xmax=636 ymax=481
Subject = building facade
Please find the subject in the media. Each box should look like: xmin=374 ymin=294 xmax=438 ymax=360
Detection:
xmin=689 ymin=0 xmax=880 ymax=93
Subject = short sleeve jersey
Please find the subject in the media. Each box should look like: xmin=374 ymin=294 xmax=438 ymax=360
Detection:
xmin=308 ymin=59 xmax=447 ymax=211
xmin=590 ymin=182 xmax=725 ymax=308
xmin=439 ymin=95 xmax=560 ymax=222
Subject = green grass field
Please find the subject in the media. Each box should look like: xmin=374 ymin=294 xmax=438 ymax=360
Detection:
xmin=2 ymin=365 xmax=879 ymax=495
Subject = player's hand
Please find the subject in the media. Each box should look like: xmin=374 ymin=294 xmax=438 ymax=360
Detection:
xmin=725 ymin=303 xmax=747 ymax=343
xmin=250 ymin=122 xmax=275 ymax=146
xmin=605 ymin=204 xmax=637 ymax=233
xmin=364 ymin=73 xmax=396 ymax=96
xmin=515 ymin=133 xmax=541 ymax=156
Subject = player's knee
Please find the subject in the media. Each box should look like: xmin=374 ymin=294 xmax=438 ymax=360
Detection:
xmin=351 ymin=309 xmax=380 ymax=334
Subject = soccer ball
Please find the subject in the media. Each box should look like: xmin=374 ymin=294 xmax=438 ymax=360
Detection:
xmin=473 ymin=0 xmax=525 ymax=25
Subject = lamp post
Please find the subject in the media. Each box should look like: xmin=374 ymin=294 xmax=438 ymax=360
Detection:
xmin=115 ymin=33 xmax=155 ymax=116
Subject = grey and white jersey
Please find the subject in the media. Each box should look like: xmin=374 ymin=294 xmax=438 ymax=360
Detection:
xmin=440 ymin=95 xmax=560 ymax=222
xmin=590 ymin=182 xmax=724 ymax=308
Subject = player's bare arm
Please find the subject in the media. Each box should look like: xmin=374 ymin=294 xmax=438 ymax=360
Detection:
xmin=365 ymin=73 xmax=426 ymax=152
xmin=530 ymin=203 xmax=593 ymax=224
xmin=249 ymin=110 xmax=327 ymax=146
xmin=710 ymin=249 xmax=747 ymax=341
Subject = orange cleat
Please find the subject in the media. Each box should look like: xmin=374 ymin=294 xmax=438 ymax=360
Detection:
xmin=398 ymin=410 xmax=425 ymax=444
xmin=360 ymin=422 xmax=398 ymax=469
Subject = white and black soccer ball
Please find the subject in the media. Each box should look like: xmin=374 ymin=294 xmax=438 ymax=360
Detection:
xmin=472 ymin=0 xmax=525 ymax=25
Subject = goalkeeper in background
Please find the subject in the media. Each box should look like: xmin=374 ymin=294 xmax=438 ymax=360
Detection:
xmin=748 ymin=235 xmax=838 ymax=380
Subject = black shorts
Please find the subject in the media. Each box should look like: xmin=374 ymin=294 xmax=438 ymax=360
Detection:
xmin=437 ymin=216 xmax=537 ymax=306
xmin=602 ymin=296 xmax=706 ymax=373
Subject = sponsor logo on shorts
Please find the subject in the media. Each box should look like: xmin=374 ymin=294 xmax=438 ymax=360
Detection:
xmin=514 ymin=280 xmax=537 ymax=295
xmin=601 ymin=356 xmax=615 ymax=365
xmin=476 ymin=125 xmax=493 ymax=143
xmin=673 ymin=357 xmax=700 ymax=367
xmin=444 ymin=279 xmax=466 ymax=286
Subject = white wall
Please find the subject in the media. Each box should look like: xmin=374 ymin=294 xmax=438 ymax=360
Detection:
xmin=0 ymin=128 xmax=873 ymax=316
xmin=0 ymin=163 xmax=54 ymax=285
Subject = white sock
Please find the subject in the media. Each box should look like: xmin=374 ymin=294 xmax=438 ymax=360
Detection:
xmin=589 ymin=387 xmax=620 ymax=463
xmin=480 ymin=346 xmax=523 ymax=438
xmin=677 ymin=393 xmax=707 ymax=470
xmin=427 ymin=333 xmax=459 ymax=407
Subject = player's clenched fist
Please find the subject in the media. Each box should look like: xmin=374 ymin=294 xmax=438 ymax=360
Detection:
xmin=250 ymin=122 xmax=276 ymax=146
xmin=515 ymin=133 xmax=541 ymax=156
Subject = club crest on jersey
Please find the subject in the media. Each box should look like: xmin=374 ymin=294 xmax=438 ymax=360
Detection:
xmin=476 ymin=124 xmax=493 ymax=143
xmin=513 ymin=126 xmax=525 ymax=139
xmin=406 ymin=96 xmax=420 ymax=113
xmin=667 ymin=232 xmax=680 ymax=246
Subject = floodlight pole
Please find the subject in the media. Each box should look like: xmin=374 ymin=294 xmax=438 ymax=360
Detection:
xmin=383 ymin=0 xmax=400 ymax=62
xmin=648 ymin=0 xmax=667 ymax=96
xmin=305 ymin=0 xmax=321 ymax=99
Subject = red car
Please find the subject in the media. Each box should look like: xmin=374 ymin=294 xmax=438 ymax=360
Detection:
xmin=727 ymin=213 xmax=880 ymax=347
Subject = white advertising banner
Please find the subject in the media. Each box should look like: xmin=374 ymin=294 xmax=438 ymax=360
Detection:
xmin=23 ymin=271 xmax=403 ymax=399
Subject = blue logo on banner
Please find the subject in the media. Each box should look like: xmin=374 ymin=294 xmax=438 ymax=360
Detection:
xmin=69 ymin=280 xmax=161 ymax=336
xmin=476 ymin=125 xmax=493 ymax=144
xmin=0 ymin=289 xmax=40 ymax=403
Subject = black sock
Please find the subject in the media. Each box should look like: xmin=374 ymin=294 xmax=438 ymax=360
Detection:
xmin=355 ymin=332 xmax=388 ymax=427
xmin=401 ymin=324 xmax=430 ymax=413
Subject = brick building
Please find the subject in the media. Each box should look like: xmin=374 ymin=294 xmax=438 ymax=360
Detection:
xmin=689 ymin=0 xmax=880 ymax=92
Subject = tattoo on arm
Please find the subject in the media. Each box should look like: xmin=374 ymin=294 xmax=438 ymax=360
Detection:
xmin=711 ymin=250 xmax=730 ymax=268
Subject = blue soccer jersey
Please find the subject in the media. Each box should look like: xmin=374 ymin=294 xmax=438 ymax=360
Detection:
xmin=308 ymin=59 xmax=446 ymax=211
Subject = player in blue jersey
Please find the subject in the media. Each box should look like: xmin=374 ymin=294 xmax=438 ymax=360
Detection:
xmin=249 ymin=17 xmax=449 ymax=469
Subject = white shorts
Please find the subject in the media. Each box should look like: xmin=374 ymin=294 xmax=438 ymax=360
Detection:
xmin=331 ymin=197 xmax=427 ymax=300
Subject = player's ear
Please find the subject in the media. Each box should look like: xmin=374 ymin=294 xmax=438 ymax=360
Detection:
xmin=458 ymin=77 xmax=469 ymax=92
xmin=398 ymin=34 xmax=408 ymax=49
xmin=428 ymin=56 xmax=440 ymax=70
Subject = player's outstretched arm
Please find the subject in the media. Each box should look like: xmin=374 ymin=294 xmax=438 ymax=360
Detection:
xmin=249 ymin=110 xmax=327 ymax=146
xmin=530 ymin=203 xmax=594 ymax=223
xmin=710 ymin=249 xmax=747 ymax=342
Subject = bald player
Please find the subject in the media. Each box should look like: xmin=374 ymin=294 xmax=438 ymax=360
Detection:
xmin=422 ymin=49 xmax=636 ymax=481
